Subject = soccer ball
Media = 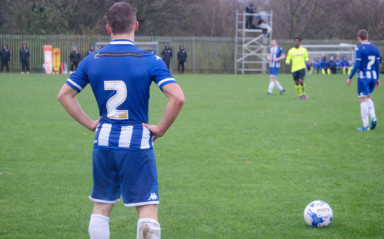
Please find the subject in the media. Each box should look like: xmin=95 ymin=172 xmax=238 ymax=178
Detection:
xmin=304 ymin=201 xmax=333 ymax=227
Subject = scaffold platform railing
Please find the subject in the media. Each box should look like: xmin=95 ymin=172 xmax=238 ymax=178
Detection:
xmin=234 ymin=11 xmax=273 ymax=74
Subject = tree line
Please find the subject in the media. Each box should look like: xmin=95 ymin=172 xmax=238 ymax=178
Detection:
xmin=1 ymin=0 xmax=384 ymax=39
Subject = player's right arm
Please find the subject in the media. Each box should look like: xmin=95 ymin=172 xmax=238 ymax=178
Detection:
xmin=267 ymin=53 xmax=271 ymax=61
xmin=375 ymin=52 xmax=381 ymax=87
xmin=57 ymin=84 xmax=100 ymax=131
xmin=347 ymin=47 xmax=362 ymax=85
xmin=285 ymin=49 xmax=292 ymax=65
xmin=57 ymin=58 xmax=99 ymax=131
xmin=142 ymin=83 xmax=184 ymax=142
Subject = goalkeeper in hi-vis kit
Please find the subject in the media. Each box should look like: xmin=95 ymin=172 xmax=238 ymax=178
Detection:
xmin=285 ymin=37 xmax=311 ymax=99
xmin=57 ymin=2 xmax=184 ymax=239
xmin=346 ymin=29 xmax=380 ymax=131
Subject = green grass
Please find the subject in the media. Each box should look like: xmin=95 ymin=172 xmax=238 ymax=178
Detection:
xmin=0 ymin=73 xmax=383 ymax=238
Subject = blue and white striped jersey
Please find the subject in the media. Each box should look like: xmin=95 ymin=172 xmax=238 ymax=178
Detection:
xmin=349 ymin=42 xmax=381 ymax=80
xmin=66 ymin=39 xmax=177 ymax=150
xmin=269 ymin=46 xmax=284 ymax=68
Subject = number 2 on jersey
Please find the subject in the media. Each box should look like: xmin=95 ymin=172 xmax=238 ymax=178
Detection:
xmin=104 ymin=81 xmax=128 ymax=119
xmin=367 ymin=55 xmax=375 ymax=70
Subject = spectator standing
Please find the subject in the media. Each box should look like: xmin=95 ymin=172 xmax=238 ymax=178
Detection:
xmin=245 ymin=3 xmax=255 ymax=29
xmin=147 ymin=46 xmax=155 ymax=54
xmin=329 ymin=57 xmax=336 ymax=74
xmin=321 ymin=56 xmax=329 ymax=75
xmin=20 ymin=43 xmax=30 ymax=74
xmin=161 ymin=45 xmax=172 ymax=70
xmin=335 ymin=56 xmax=342 ymax=74
xmin=314 ymin=57 xmax=322 ymax=74
xmin=70 ymin=46 xmax=80 ymax=73
xmin=87 ymin=45 xmax=95 ymax=56
xmin=177 ymin=45 xmax=187 ymax=74
xmin=1 ymin=44 xmax=10 ymax=73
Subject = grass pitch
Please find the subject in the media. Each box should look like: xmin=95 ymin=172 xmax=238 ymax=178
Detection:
xmin=0 ymin=73 xmax=383 ymax=238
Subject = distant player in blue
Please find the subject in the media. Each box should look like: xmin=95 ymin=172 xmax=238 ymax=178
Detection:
xmin=266 ymin=39 xmax=285 ymax=95
xmin=57 ymin=3 xmax=185 ymax=239
xmin=347 ymin=29 xmax=380 ymax=131
xmin=314 ymin=57 xmax=322 ymax=74
xmin=305 ymin=61 xmax=311 ymax=74
xmin=321 ymin=56 xmax=329 ymax=75
xmin=342 ymin=56 xmax=350 ymax=75
xmin=328 ymin=57 xmax=336 ymax=74
xmin=335 ymin=56 xmax=342 ymax=74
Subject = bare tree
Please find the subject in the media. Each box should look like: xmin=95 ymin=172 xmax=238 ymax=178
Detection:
xmin=1 ymin=0 xmax=384 ymax=39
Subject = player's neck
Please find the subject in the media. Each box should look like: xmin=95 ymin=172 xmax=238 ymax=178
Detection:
xmin=111 ymin=33 xmax=135 ymax=42
xmin=360 ymin=39 xmax=369 ymax=44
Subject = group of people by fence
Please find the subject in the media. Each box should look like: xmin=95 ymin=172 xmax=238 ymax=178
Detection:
xmin=1 ymin=43 xmax=30 ymax=74
xmin=309 ymin=56 xmax=351 ymax=75
xmin=160 ymin=45 xmax=188 ymax=74
xmin=0 ymin=43 xmax=188 ymax=74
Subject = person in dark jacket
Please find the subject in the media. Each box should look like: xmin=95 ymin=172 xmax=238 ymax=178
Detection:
xmin=161 ymin=45 xmax=172 ymax=70
xmin=177 ymin=45 xmax=187 ymax=74
xmin=86 ymin=45 xmax=95 ymax=56
xmin=20 ymin=43 xmax=30 ymax=74
xmin=1 ymin=44 xmax=10 ymax=73
xmin=245 ymin=3 xmax=255 ymax=29
xmin=70 ymin=46 xmax=80 ymax=73
xmin=147 ymin=46 xmax=155 ymax=54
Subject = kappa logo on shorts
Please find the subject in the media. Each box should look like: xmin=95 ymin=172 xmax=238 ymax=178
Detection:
xmin=148 ymin=193 xmax=158 ymax=200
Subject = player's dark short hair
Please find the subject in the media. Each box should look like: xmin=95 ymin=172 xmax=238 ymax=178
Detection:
xmin=357 ymin=29 xmax=368 ymax=40
xmin=107 ymin=2 xmax=136 ymax=34
xmin=294 ymin=37 xmax=301 ymax=42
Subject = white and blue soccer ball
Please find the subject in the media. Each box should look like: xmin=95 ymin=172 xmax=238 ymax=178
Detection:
xmin=304 ymin=200 xmax=333 ymax=227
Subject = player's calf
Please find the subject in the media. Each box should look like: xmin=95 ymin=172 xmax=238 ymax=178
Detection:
xmin=89 ymin=214 xmax=110 ymax=239
xmin=137 ymin=218 xmax=161 ymax=239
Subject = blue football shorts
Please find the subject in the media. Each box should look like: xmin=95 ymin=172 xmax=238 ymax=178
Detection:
xmin=292 ymin=69 xmax=306 ymax=81
xmin=269 ymin=67 xmax=280 ymax=77
xmin=357 ymin=77 xmax=377 ymax=97
xmin=89 ymin=147 xmax=159 ymax=207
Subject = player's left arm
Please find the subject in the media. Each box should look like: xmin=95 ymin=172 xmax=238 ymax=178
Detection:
xmin=57 ymin=84 xmax=100 ymax=132
xmin=375 ymin=54 xmax=381 ymax=87
xmin=276 ymin=53 xmax=285 ymax=61
xmin=142 ymin=83 xmax=184 ymax=141
xmin=304 ymin=49 xmax=311 ymax=65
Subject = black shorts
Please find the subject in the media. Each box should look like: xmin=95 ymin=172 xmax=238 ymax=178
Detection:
xmin=292 ymin=69 xmax=306 ymax=81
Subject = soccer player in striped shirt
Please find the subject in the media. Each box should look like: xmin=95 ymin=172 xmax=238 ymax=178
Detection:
xmin=266 ymin=39 xmax=285 ymax=95
xmin=347 ymin=29 xmax=380 ymax=131
xmin=285 ymin=37 xmax=311 ymax=99
xmin=57 ymin=3 xmax=184 ymax=238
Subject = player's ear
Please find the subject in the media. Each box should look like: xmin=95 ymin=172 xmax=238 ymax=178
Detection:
xmin=106 ymin=24 xmax=112 ymax=35
xmin=134 ymin=21 xmax=139 ymax=32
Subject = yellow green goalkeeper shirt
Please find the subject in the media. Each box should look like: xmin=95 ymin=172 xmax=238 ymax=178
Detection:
xmin=285 ymin=47 xmax=309 ymax=72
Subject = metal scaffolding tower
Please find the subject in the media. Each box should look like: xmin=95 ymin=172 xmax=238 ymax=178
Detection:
xmin=234 ymin=11 xmax=273 ymax=74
